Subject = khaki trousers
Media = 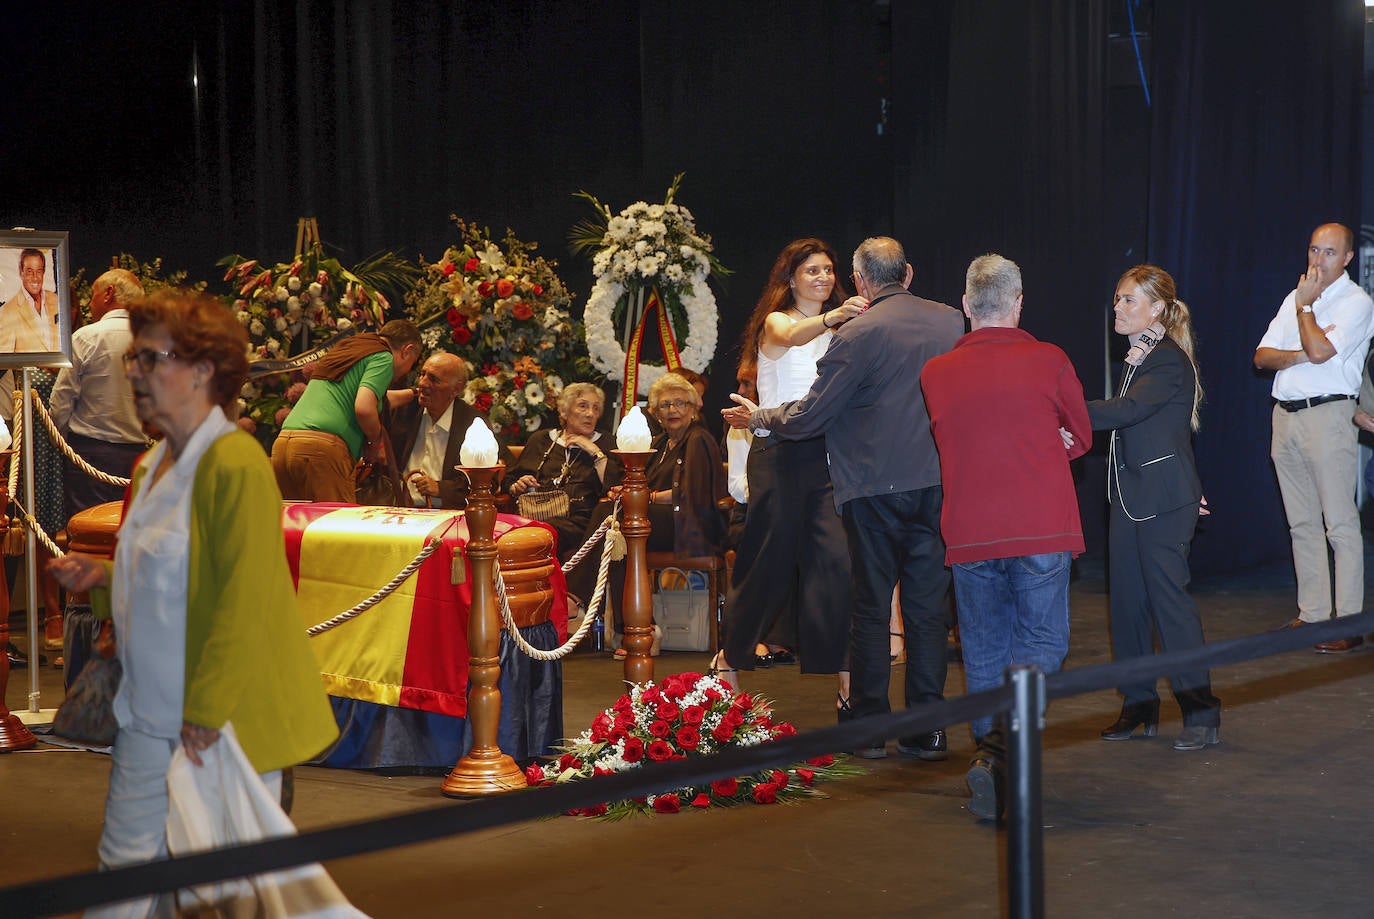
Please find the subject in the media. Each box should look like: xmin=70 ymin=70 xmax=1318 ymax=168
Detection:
xmin=1270 ymin=399 xmax=1363 ymax=620
xmin=270 ymin=429 xmax=356 ymax=502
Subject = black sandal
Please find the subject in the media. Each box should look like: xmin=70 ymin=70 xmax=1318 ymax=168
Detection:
xmin=709 ymin=651 xmax=739 ymax=691
xmin=836 ymin=693 xmax=854 ymax=724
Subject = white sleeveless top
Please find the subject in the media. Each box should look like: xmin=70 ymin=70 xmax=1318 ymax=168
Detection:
xmin=756 ymin=318 xmax=833 ymax=408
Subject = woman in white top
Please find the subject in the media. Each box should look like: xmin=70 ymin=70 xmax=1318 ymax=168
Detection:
xmin=710 ymin=239 xmax=864 ymax=716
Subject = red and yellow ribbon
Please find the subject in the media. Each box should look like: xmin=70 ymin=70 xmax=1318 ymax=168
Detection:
xmin=621 ymin=286 xmax=683 ymax=418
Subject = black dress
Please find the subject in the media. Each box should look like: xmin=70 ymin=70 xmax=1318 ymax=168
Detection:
xmin=501 ymin=428 xmax=621 ymax=562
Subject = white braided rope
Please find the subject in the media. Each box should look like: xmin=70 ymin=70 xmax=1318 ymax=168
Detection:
xmin=496 ymin=503 xmax=619 ymax=661
xmin=30 ymin=392 xmax=135 ymax=488
xmin=562 ymin=510 xmax=615 ymax=574
xmin=8 ymin=388 xmax=22 ymax=497
xmin=10 ymin=497 xmax=62 ymax=558
xmin=305 ymin=538 xmax=441 ymax=636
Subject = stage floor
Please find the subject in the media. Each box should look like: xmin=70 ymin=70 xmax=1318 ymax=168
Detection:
xmin=3 ymin=550 xmax=1373 ymax=918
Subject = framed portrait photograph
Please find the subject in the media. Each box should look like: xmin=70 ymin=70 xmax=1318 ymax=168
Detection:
xmin=0 ymin=229 xmax=72 ymax=369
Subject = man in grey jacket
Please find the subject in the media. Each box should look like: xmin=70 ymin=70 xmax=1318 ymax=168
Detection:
xmin=725 ymin=236 xmax=964 ymax=758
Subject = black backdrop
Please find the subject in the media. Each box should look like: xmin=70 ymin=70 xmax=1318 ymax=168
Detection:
xmin=0 ymin=0 xmax=1364 ymax=575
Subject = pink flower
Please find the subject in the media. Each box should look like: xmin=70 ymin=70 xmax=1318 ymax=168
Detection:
xmin=274 ymin=406 xmax=291 ymax=426
xmin=235 ymin=416 xmax=257 ymax=435
xmin=286 ymin=382 xmax=307 ymax=403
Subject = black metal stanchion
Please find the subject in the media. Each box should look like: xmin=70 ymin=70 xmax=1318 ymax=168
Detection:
xmin=1006 ymin=665 xmax=1045 ymax=919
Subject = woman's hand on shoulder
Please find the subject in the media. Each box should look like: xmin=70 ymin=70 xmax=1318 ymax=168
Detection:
xmin=47 ymin=552 xmax=109 ymax=593
xmin=831 ymin=297 xmax=868 ymax=326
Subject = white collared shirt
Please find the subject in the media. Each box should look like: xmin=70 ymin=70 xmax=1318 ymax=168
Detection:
xmin=1257 ymin=272 xmax=1374 ymax=400
xmin=49 ymin=308 xmax=144 ymax=444
xmin=405 ymin=401 xmax=454 ymax=506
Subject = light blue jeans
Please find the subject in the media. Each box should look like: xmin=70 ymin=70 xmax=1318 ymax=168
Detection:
xmin=952 ymin=551 xmax=1071 ymax=741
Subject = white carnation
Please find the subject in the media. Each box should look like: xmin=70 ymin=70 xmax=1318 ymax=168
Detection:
xmin=287 ymin=276 xmax=302 ymax=292
xmin=249 ymin=319 xmax=265 ymax=336
xmin=274 ymin=286 xmax=289 ymax=302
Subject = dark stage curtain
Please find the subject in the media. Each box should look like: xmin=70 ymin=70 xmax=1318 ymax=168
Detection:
xmin=1147 ymin=0 xmax=1365 ymax=573
xmin=891 ymin=1 xmax=1114 ymax=553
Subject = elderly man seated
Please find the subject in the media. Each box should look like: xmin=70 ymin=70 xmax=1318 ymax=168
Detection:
xmin=388 ymin=352 xmax=506 ymax=508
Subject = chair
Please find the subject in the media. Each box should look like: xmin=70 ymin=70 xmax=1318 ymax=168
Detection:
xmin=645 ymin=493 xmax=734 ymax=652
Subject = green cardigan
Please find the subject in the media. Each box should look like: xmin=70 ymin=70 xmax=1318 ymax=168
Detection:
xmin=108 ymin=428 xmax=339 ymax=773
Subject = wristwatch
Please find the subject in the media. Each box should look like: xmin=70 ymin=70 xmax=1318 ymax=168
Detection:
xmin=1298 ymin=304 xmax=1314 ymax=314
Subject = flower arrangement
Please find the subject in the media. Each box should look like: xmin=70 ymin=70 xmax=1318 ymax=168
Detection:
xmin=70 ymin=254 xmax=207 ymax=325
xmin=406 ymin=217 xmax=589 ymax=442
xmin=217 ymin=244 xmax=419 ymax=438
xmin=571 ymin=174 xmax=727 ymax=397
xmin=525 ymin=670 xmax=859 ymax=818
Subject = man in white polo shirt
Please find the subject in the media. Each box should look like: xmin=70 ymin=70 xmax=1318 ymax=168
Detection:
xmin=1254 ymin=222 xmax=1374 ymax=651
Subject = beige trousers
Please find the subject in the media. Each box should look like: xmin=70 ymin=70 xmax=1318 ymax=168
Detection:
xmin=1270 ymin=399 xmax=1363 ymax=620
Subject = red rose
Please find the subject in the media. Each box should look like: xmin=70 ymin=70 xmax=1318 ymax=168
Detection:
xmin=614 ymin=695 xmax=635 ymax=713
xmin=511 ymin=301 xmax=534 ymax=321
xmin=558 ymin=753 xmax=581 ymax=771
xmin=712 ymin=723 xmax=734 ymax=744
xmin=735 ymin=692 xmax=755 ymax=710
xmin=524 ymin=764 xmax=545 ymax=784
xmin=656 ymin=701 xmax=680 ymax=722
xmin=647 ymin=740 xmax=674 ymax=762
xmin=622 ymin=737 xmax=645 ymax=763
xmin=640 ymin=686 xmax=662 ymax=705
xmin=681 ymin=705 xmax=705 ymax=726
xmin=659 ymin=676 xmax=684 ymax=699
xmin=795 ymin=768 xmax=815 ymax=787
xmin=582 ymin=803 xmax=608 ymax=817
xmin=752 ymin=782 xmax=779 ymax=804
xmin=482 ymin=363 xmax=501 ymax=376
xmin=653 ymin=794 xmax=681 ymax=814
xmin=772 ymin=722 xmax=798 ymax=738
xmin=512 ymin=374 xmax=527 ymax=388
xmin=478 ymin=281 xmax=494 ymax=297
xmin=589 ymin=712 xmax=612 ymax=741
xmin=675 ymin=725 xmax=701 ymax=751
xmin=496 ymin=278 xmax=515 ymax=298
xmin=593 ymin=766 xmax=613 ymax=777
xmin=475 ymin=392 xmax=494 ymax=412
xmin=614 ymin=712 xmax=636 ymax=734
xmin=724 ymin=709 xmax=746 ymax=729
xmin=691 ymin=793 xmax=711 ymax=809
xmin=649 ymin=719 xmax=672 ymax=739
xmin=452 ymin=325 xmax=472 ymax=344
xmin=771 ymin=770 xmax=789 ymax=788
xmin=464 ymin=258 xmax=480 ymax=273
xmin=532 ymin=283 xmax=544 ymax=296
xmin=711 ymin=777 xmax=738 ymax=797
xmin=446 ymin=307 xmax=463 ymax=328
xmin=441 ymin=261 xmax=457 ymax=277
xmin=806 ymin=754 xmax=835 ymax=768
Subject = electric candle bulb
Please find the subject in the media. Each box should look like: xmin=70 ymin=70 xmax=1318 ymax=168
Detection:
xmin=459 ymin=418 xmax=500 ymax=467
xmin=618 ymin=406 xmax=652 ymax=452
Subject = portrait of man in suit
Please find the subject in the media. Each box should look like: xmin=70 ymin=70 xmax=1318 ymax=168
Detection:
xmin=0 ymin=247 xmax=61 ymax=354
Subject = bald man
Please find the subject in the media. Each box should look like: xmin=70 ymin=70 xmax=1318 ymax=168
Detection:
xmin=388 ymin=352 xmax=507 ymax=508
xmin=1255 ymin=222 xmax=1374 ymax=651
xmin=50 ymin=268 xmax=147 ymax=518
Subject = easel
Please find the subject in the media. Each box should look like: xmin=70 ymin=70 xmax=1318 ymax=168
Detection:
xmin=294 ymin=217 xmax=321 ymax=259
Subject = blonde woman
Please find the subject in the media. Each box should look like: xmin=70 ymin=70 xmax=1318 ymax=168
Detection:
xmin=1087 ymin=265 xmax=1220 ymax=752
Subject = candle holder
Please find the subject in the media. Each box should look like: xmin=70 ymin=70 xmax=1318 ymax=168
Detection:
xmin=614 ymin=450 xmax=656 ymax=686
xmin=0 ymin=483 xmax=34 ymax=751
xmin=442 ymin=463 xmax=526 ymax=797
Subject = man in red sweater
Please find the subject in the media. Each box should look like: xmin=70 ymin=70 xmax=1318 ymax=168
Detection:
xmin=920 ymin=253 xmax=1091 ymax=821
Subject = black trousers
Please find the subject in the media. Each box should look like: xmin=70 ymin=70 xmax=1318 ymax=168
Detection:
xmin=722 ymin=436 xmax=852 ymax=674
xmin=842 ymin=485 xmax=950 ymax=718
xmin=1108 ymin=500 xmax=1220 ymax=726
xmin=63 ymin=433 xmax=145 ymax=521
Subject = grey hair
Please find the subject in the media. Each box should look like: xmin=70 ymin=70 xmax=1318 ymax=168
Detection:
xmin=852 ymin=237 xmax=907 ymax=287
xmin=648 ymin=372 xmax=702 ymax=412
xmin=964 ymin=254 xmax=1022 ymax=321
xmin=94 ymin=268 xmax=145 ymax=306
xmin=556 ymin=382 xmax=606 ymax=421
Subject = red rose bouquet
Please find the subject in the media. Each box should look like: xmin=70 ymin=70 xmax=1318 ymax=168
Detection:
xmin=526 ymin=670 xmax=861 ymax=818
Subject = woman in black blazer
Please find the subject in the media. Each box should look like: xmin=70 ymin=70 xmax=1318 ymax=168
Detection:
xmin=1087 ymin=265 xmax=1221 ymax=752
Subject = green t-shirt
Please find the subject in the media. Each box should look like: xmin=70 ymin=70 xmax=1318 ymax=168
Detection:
xmin=281 ymin=351 xmax=394 ymax=458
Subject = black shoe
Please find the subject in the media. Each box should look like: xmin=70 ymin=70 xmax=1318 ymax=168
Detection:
xmin=769 ymin=647 xmax=796 ymax=665
xmin=1101 ymin=701 xmax=1160 ymax=741
xmin=6 ymin=642 xmax=27 ymax=668
xmin=965 ymin=756 xmax=1003 ymax=821
xmin=754 ymin=651 xmax=774 ymax=668
xmin=852 ymin=742 xmax=888 ymax=760
xmin=896 ymin=730 xmax=948 ymax=761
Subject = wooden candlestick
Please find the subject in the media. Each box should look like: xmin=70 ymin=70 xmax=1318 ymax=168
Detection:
xmin=442 ymin=464 xmax=526 ymax=796
xmin=614 ymin=450 xmax=656 ymax=686
xmin=0 ymin=481 xmax=35 ymax=750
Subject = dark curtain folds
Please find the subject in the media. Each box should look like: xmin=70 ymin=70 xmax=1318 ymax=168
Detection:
xmin=1147 ymin=0 xmax=1365 ymax=572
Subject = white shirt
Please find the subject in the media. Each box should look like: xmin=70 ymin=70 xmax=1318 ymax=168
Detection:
xmin=49 ymin=308 xmax=145 ymax=443
xmin=756 ymin=323 xmax=833 ymax=408
xmin=405 ymin=401 xmax=454 ymax=506
xmin=725 ymin=427 xmax=752 ymax=503
xmin=1257 ymin=272 xmax=1374 ymax=400
xmin=110 ymin=407 xmax=235 ymax=738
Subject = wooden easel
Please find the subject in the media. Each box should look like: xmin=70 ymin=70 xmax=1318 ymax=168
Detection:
xmin=294 ymin=217 xmax=321 ymax=258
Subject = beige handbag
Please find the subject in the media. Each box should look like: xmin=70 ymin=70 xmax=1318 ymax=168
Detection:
xmin=516 ymin=438 xmax=578 ymax=521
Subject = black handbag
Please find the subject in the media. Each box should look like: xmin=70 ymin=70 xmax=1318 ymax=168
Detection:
xmin=53 ymin=654 xmax=122 ymax=746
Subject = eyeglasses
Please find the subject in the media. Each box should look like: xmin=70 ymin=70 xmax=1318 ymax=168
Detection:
xmin=122 ymin=347 xmax=180 ymax=373
xmin=657 ymin=399 xmax=693 ymax=411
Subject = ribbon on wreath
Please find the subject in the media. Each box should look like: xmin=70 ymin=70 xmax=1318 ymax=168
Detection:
xmin=621 ymin=286 xmax=683 ymax=418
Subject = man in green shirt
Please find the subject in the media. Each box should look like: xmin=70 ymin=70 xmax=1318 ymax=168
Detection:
xmin=271 ymin=319 xmax=422 ymax=501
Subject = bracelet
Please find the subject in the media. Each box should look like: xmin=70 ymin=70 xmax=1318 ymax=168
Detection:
xmin=821 ymin=311 xmax=834 ymax=329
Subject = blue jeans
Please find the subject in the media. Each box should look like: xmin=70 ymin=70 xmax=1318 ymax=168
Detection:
xmin=952 ymin=551 xmax=1071 ymax=741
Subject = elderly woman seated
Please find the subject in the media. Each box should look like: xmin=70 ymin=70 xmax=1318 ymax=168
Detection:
xmin=502 ymin=382 xmax=621 ymax=563
xmin=573 ymin=372 xmax=728 ymax=659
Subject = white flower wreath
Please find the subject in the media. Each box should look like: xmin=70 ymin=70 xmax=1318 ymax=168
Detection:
xmin=584 ymin=274 xmax=718 ymax=393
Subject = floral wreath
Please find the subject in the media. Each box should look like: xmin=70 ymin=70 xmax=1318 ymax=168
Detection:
xmin=572 ymin=175 xmax=727 ymax=397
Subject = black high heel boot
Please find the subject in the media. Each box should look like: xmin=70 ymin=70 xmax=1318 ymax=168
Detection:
xmin=1100 ymin=700 xmax=1160 ymax=740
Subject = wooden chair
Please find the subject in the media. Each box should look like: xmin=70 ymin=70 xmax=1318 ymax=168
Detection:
xmin=645 ymin=493 xmax=734 ymax=653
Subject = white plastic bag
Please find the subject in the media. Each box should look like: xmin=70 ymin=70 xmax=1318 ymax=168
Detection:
xmin=165 ymin=723 xmax=370 ymax=918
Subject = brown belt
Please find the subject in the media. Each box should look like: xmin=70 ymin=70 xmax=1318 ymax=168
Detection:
xmin=277 ymin=429 xmax=349 ymax=449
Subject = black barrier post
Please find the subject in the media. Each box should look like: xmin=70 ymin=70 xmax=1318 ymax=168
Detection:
xmin=1006 ymin=665 xmax=1045 ymax=919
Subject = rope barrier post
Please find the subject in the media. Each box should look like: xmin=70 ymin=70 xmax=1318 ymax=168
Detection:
xmin=614 ymin=449 xmax=656 ymax=686
xmin=0 ymin=477 xmax=34 ymax=751
xmin=1006 ymin=665 xmax=1046 ymax=919
xmin=442 ymin=464 xmax=527 ymax=796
